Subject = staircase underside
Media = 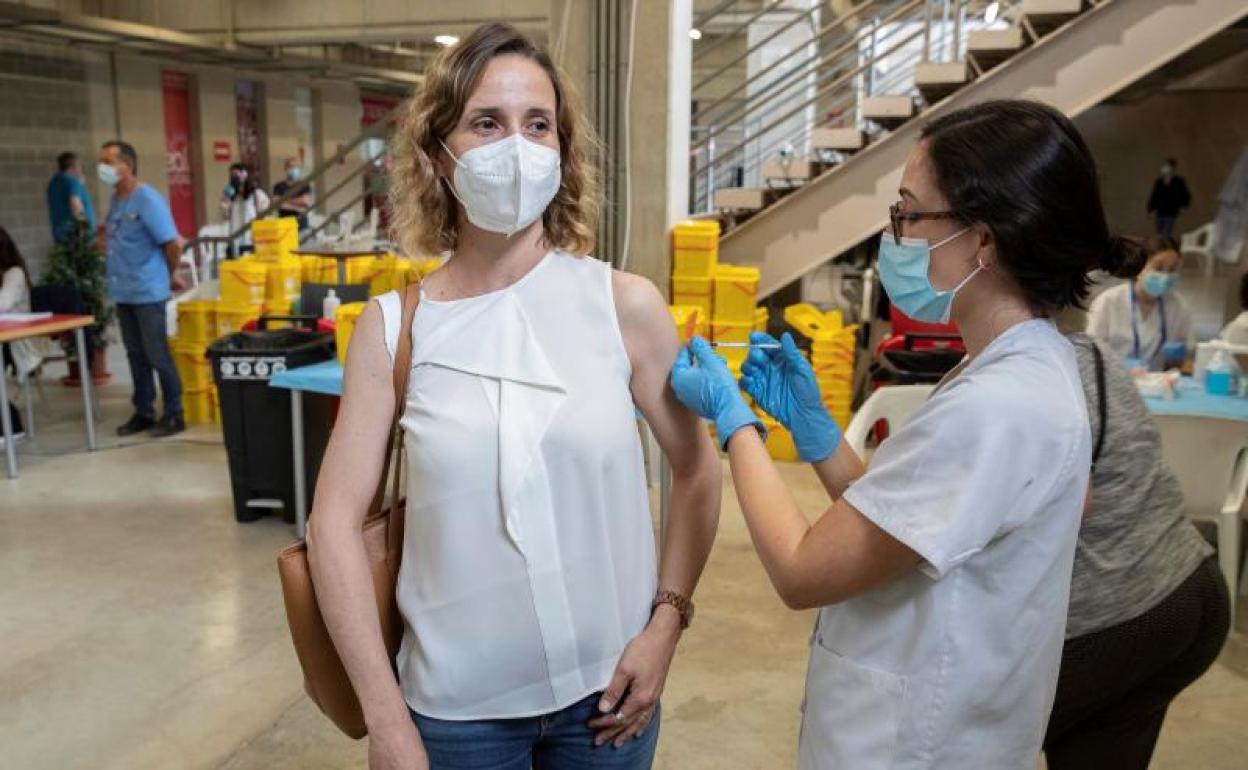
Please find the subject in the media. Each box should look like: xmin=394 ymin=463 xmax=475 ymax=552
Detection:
xmin=718 ymin=0 xmax=1248 ymax=298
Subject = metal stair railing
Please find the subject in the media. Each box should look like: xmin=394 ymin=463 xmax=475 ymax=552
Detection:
xmin=690 ymin=0 xmax=1025 ymax=213
xmin=179 ymin=101 xmax=406 ymax=281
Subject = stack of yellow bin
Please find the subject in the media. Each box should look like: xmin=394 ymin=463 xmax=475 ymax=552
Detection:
xmin=173 ymin=299 xmax=219 ymax=425
xmin=251 ymin=218 xmax=299 ymax=261
xmin=668 ymin=305 xmax=707 ymax=343
xmin=335 ymin=302 xmax=367 ymax=364
xmin=784 ymin=303 xmax=856 ymax=430
xmin=710 ymin=263 xmax=760 ymax=378
xmin=670 ymin=221 xmax=718 ymax=322
xmin=217 ymin=257 xmax=265 ymax=336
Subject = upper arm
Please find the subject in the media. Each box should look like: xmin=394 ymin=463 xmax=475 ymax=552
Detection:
xmin=841 ymin=381 xmax=1063 ymax=579
xmin=612 ymin=271 xmax=715 ymax=475
xmin=309 ymin=301 xmax=397 ymax=532
xmin=788 ymin=497 xmax=922 ymax=607
xmin=141 ymin=190 xmax=179 ymax=246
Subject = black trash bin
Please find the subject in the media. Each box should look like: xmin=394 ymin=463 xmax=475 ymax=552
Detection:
xmin=208 ymin=316 xmax=335 ymax=523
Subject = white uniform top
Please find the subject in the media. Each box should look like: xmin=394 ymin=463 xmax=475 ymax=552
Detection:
xmin=801 ymin=320 xmax=1090 ymax=769
xmin=376 ymin=251 xmax=657 ymax=720
xmin=1220 ymin=310 xmax=1248 ymax=346
xmin=1086 ymin=282 xmax=1193 ymax=370
xmin=0 ymin=266 xmax=45 ymax=376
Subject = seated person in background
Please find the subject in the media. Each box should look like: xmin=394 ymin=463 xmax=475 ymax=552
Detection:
xmin=1218 ymin=273 xmax=1248 ymax=346
xmin=0 ymin=226 xmax=46 ymax=439
xmin=272 ymin=157 xmax=312 ymax=232
xmin=1086 ymin=235 xmax=1193 ymax=370
xmin=1044 ymin=334 xmax=1230 ymax=770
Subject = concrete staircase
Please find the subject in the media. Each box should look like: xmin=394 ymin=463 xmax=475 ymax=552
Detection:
xmin=710 ymin=0 xmax=1247 ymax=298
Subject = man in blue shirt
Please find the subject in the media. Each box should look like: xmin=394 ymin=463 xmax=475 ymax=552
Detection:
xmin=98 ymin=140 xmax=187 ymax=438
xmin=46 ymin=152 xmax=96 ymax=244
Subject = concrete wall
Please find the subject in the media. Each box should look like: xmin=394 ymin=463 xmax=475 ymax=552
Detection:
xmin=1077 ymin=89 xmax=1248 ymax=239
xmin=0 ymin=40 xmax=106 ymax=278
xmin=0 ymin=34 xmax=371 ymax=269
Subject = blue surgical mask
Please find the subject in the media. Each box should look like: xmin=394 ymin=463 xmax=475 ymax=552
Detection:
xmin=287 ymin=167 xmax=301 ymax=180
xmin=97 ymin=162 xmax=119 ymax=186
xmin=1140 ymin=270 xmax=1176 ymax=298
xmin=878 ymin=228 xmax=980 ymax=324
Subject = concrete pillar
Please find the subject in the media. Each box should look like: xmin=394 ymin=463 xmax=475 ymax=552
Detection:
xmin=316 ymin=81 xmax=364 ymax=221
xmin=265 ymin=80 xmax=301 ymax=193
xmin=192 ymin=69 xmax=236 ymax=231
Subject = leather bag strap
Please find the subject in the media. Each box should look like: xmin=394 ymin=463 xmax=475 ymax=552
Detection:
xmin=370 ymin=285 xmax=419 ymax=556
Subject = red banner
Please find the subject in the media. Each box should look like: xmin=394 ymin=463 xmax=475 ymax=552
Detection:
xmin=361 ymin=94 xmax=400 ymax=127
xmin=235 ymin=80 xmax=262 ymax=172
xmin=161 ymin=70 xmax=196 ymax=238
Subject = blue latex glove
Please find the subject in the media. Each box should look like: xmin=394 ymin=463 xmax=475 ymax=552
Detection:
xmin=739 ymin=331 xmax=840 ymax=463
xmin=670 ymin=336 xmax=766 ymax=450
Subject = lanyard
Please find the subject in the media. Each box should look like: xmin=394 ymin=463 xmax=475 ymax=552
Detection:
xmin=1128 ymin=287 xmax=1166 ymax=362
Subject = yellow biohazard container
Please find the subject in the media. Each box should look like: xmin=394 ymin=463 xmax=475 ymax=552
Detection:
xmin=216 ymin=303 xmax=260 ymax=337
xmin=335 ymin=302 xmax=367 ymax=365
xmin=173 ymin=342 xmax=213 ymax=391
xmin=264 ymin=255 xmax=302 ymax=307
xmin=413 ymin=257 xmax=444 ymax=280
xmin=712 ymin=265 xmax=760 ymax=322
xmin=220 ymin=258 xmax=269 ymax=306
xmin=671 ymin=220 xmax=720 ymax=251
xmin=184 ymin=388 xmax=215 ymax=425
xmin=176 ymin=300 xmax=217 ymax=344
xmin=251 ymin=218 xmax=299 ymax=261
xmin=343 ymin=255 xmax=378 ymax=285
xmin=369 ymin=254 xmax=397 ymax=296
xmin=672 ymin=275 xmax=713 ymax=319
xmin=711 ymin=319 xmax=752 ymax=345
xmin=762 ymin=417 xmax=799 ymax=462
xmin=669 ymin=305 xmax=702 ymax=342
xmin=754 ymin=306 xmax=769 ymax=334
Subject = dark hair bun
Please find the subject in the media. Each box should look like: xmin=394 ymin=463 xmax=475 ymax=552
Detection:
xmin=1102 ymin=235 xmax=1148 ymax=279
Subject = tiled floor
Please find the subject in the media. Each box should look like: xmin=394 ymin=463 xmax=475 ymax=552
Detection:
xmin=2 ymin=329 xmax=1246 ymax=769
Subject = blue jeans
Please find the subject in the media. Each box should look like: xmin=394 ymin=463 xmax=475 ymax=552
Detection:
xmin=411 ymin=693 xmax=660 ymax=770
xmin=1155 ymin=215 xmax=1177 ymax=237
xmin=116 ymin=301 xmax=182 ymax=419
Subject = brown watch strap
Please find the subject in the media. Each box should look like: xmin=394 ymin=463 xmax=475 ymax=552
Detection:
xmin=652 ymin=589 xmax=695 ymax=630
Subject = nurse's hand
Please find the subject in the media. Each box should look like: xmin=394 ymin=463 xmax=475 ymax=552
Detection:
xmin=740 ymin=332 xmax=840 ymax=463
xmin=670 ymin=336 xmax=765 ymax=449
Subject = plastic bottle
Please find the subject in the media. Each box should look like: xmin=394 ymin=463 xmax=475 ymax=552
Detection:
xmin=1205 ymin=349 xmax=1235 ymax=396
xmin=322 ymin=288 xmax=340 ymax=321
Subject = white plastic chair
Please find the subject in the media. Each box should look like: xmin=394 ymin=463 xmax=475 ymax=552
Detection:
xmin=844 ymin=384 xmax=935 ymax=456
xmin=1153 ymin=414 xmax=1248 ymax=624
xmin=1179 ymin=222 xmax=1216 ymax=278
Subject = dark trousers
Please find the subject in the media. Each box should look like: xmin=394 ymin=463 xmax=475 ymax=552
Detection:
xmin=1044 ymin=556 xmax=1230 ymax=769
xmin=1155 ymin=214 xmax=1178 ymax=237
xmin=116 ymin=301 xmax=182 ymax=419
xmin=2 ymin=344 xmax=21 ymax=432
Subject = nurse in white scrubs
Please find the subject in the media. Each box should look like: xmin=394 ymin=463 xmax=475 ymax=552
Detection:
xmin=672 ymin=100 xmax=1133 ymax=768
xmin=1086 ymin=234 xmax=1194 ymax=371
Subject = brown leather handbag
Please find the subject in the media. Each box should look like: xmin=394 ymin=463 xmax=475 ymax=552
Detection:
xmin=276 ymin=285 xmax=418 ymax=739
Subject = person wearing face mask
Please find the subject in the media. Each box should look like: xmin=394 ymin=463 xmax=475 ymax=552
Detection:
xmin=669 ymin=100 xmax=1122 ymax=768
xmin=273 ymin=157 xmax=313 ymax=231
xmin=305 ymin=24 xmax=721 ymax=770
xmin=1147 ymin=158 xmax=1191 ymax=237
xmin=220 ymin=162 xmax=270 ymax=254
xmin=1086 ymin=235 xmax=1194 ymax=371
xmin=97 ymin=139 xmax=187 ymax=438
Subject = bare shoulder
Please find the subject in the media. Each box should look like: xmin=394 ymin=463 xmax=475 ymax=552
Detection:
xmin=610 ymin=269 xmax=667 ymax=330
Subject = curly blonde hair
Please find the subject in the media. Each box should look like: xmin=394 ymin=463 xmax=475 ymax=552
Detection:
xmin=389 ymin=23 xmax=599 ymax=257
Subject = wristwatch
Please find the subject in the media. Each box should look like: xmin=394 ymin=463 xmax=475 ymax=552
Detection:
xmin=652 ymin=589 xmax=695 ymax=630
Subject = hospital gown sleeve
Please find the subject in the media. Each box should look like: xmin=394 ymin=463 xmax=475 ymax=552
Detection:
xmin=842 ymin=378 xmax=1066 ymax=579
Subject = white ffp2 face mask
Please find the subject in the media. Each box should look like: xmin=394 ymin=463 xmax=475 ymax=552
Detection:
xmin=441 ymin=134 xmax=562 ymax=236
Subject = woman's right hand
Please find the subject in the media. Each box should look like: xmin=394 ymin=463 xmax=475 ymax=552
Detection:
xmin=740 ymin=332 xmax=840 ymax=463
xmin=368 ymin=719 xmax=429 ymax=770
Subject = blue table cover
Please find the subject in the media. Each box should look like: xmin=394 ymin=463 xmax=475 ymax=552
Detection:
xmin=1144 ymin=378 xmax=1248 ymax=422
xmin=268 ymin=359 xmax=344 ymax=397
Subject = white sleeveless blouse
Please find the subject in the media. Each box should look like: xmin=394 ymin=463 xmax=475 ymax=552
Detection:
xmin=376 ymin=251 xmax=657 ymax=720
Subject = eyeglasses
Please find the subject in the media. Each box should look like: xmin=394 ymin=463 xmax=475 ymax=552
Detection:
xmin=889 ymin=201 xmax=961 ymax=242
